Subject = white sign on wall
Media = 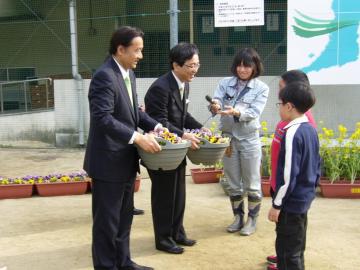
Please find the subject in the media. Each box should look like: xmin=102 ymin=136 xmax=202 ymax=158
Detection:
xmin=288 ymin=0 xmax=360 ymax=85
xmin=214 ymin=0 xmax=264 ymax=27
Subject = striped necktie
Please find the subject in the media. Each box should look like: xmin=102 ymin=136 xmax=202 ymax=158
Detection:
xmin=124 ymin=76 xmax=133 ymax=106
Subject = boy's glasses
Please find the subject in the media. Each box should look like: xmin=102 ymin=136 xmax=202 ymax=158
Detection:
xmin=275 ymin=102 xmax=284 ymax=108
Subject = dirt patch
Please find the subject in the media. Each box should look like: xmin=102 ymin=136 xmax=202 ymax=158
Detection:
xmin=0 ymin=148 xmax=359 ymax=270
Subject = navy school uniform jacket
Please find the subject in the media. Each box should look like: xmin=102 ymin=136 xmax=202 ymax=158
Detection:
xmin=273 ymin=115 xmax=321 ymax=214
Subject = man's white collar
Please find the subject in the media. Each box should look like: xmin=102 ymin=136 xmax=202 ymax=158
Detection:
xmin=172 ymin=71 xmax=185 ymax=90
xmin=113 ymin=56 xmax=129 ymax=78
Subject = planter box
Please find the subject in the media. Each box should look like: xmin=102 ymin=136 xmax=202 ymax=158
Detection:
xmin=191 ymin=168 xmax=223 ymax=184
xmin=134 ymin=176 xmax=141 ymax=192
xmin=261 ymin=177 xmax=271 ymax=197
xmin=138 ymin=139 xmax=190 ymax=171
xmin=35 ymin=181 xmax=88 ymax=197
xmin=86 ymin=178 xmax=92 ymax=193
xmin=187 ymin=138 xmax=229 ymax=165
xmin=319 ymin=180 xmax=360 ymax=198
xmin=88 ymin=177 xmax=140 ymax=192
xmin=0 ymin=184 xmax=33 ymax=199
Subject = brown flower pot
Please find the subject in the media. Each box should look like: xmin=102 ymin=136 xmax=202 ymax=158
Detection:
xmin=0 ymin=184 xmax=33 ymax=199
xmin=191 ymin=168 xmax=223 ymax=184
xmin=319 ymin=180 xmax=360 ymax=198
xmin=134 ymin=176 xmax=141 ymax=192
xmin=86 ymin=178 xmax=92 ymax=193
xmin=35 ymin=181 xmax=88 ymax=197
xmin=261 ymin=177 xmax=271 ymax=197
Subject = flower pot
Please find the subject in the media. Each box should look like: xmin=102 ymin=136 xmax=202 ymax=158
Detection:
xmin=86 ymin=178 xmax=92 ymax=193
xmin=187 ymin=138 xmax=229 ymax=165
xmin=191 ymin=168 xmax=223 ymax=184
xmin=137 ymin=138 xmax=190 ymax=171
xmin=319 ymin=180 xmax=360 ymax=198
xmin=35 ymin=181 xmax=88 ymax=197
xmin=134 ymin=176 xmax=141 ymax=192
xmin=261 ymin=177 xmax=271 ymax=197
xmin=0 ymin=184 xmax=33 ymax=199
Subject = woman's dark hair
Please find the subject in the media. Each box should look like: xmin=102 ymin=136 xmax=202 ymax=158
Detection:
xmin=169 ymin=42 xmax=199 ymax=69
xmin=231 ymin=48 xmax=263 ymax=79
xmin=281 ymin=70 xmax=309 ymax=85
xmin=109 ymin=26 xmax=144 ymax=55
xmin=279 ymin=82 xmax=316 ymax=113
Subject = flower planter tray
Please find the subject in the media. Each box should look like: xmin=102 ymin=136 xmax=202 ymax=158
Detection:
xmin=35 ymin=181 xmax=88 ymax=197
xmin=191 ymin=168 xmax=223 ymax=184
xmin=0 ymin=184 xmax=34 ymax=199
xmin=138 ymin=138 xmax=190 ymax=171
xmin=319 ymin=180 xmax=360 ymax=198
xmin=187 ymin=138 xmax=229 ymax=165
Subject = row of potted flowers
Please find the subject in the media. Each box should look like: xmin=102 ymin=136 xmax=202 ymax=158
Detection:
xmin=0 ymin=172 xmax=90 ymax=199
xmin=260 ymin=121 xmax=360 ymax=198
xmin=0 ymin=172 xmax=142 ymax=200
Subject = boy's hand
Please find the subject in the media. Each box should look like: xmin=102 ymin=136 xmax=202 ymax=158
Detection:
xmin=268 ymin=207 xmax=280 ymax=223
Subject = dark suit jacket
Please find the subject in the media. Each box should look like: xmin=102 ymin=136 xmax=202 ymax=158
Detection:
xmin=84 ymin=57 xmax=158 ymax=182
xmin=144 ymin=71 xmax=202 ymax=137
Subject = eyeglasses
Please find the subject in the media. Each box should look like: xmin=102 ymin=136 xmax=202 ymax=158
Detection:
xmin=275 ymin=102 xmax=284 ymax=108
xmin=184 ymin=63 xmax=201 ymax=69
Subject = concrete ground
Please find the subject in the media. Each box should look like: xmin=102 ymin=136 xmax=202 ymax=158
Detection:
xmin=0 ymin=148 xmax=360 ymax=270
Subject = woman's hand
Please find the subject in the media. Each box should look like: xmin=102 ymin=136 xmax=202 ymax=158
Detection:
xmin=209 ymin=101 xmax=221 ymax=114
xmin=219 ymin=105 xmax=240 ymax=117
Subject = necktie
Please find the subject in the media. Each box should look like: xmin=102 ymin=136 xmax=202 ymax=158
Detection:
xmin=179 ymin=86 xmax=184 ymax=101
xmin=124 ymin=76 xmax=133 ymax=106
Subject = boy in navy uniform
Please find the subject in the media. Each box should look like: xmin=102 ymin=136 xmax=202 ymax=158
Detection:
xmin=268 ymin=82 xmax=320 ymax=270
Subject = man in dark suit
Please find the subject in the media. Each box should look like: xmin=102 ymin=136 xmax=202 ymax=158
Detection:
xmin=144 ymin=43 xmax=205 ymax=254
xmin=84 ymin=26 xmax=162 ymax=270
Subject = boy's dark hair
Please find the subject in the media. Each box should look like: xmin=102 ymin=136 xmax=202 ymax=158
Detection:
xmin=231 ymin=48 xmax=263 ymax=79
xmin=279 ymin=82 xmax=316 ymax=113
xmin=109 ymin=26 xmax=144 ymax=55
xmin=281 ymin=70 xmax=309 ymax=85
xmin=169 ymin=43 xmax=199 ymax=69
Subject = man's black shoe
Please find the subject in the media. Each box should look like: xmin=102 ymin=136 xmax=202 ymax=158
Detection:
xmin=118 ymin=262 xmax=154 ymax=270
xmin=156 ymin=239 xmax=184 ymax=254
xmin=174 ymin=238 xmax=197 ymax=246
xmin=133 ymin=208 xmax=145 ymax=215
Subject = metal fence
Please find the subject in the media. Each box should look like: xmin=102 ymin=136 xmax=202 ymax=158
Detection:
xmin=0 ymin=78 xmax=53 ymax=114
xmin=0 ymin=0 xmax=287 ymax=148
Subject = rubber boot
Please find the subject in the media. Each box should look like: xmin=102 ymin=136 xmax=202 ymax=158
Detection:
xmin=240 ymin=195 xmax=261 ymax=236
xmin=227 ymin=196 xmax=244 ymax=233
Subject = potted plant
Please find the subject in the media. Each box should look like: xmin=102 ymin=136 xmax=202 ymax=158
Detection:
xmin=186 ymin=127 xmax=229 ymax=166
xmin=261 ymin=144 xmax=271 ymax=197
xmin=319 ymin=123 xmax=360 ymax=198
xmin=191 ymin=160 xmax=224 ymax=184
xmin=0 ymin=177 xmax=34 ymax=199
xmin=134 ymin=174 xmax=141 ymax=192
xmin=260 ymin=121 xmax=271 ymax=197
xmin=137 ymin=130 xmax=190 ymax=171
xmin=34 ymin=171 xmax=89 ymax=197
